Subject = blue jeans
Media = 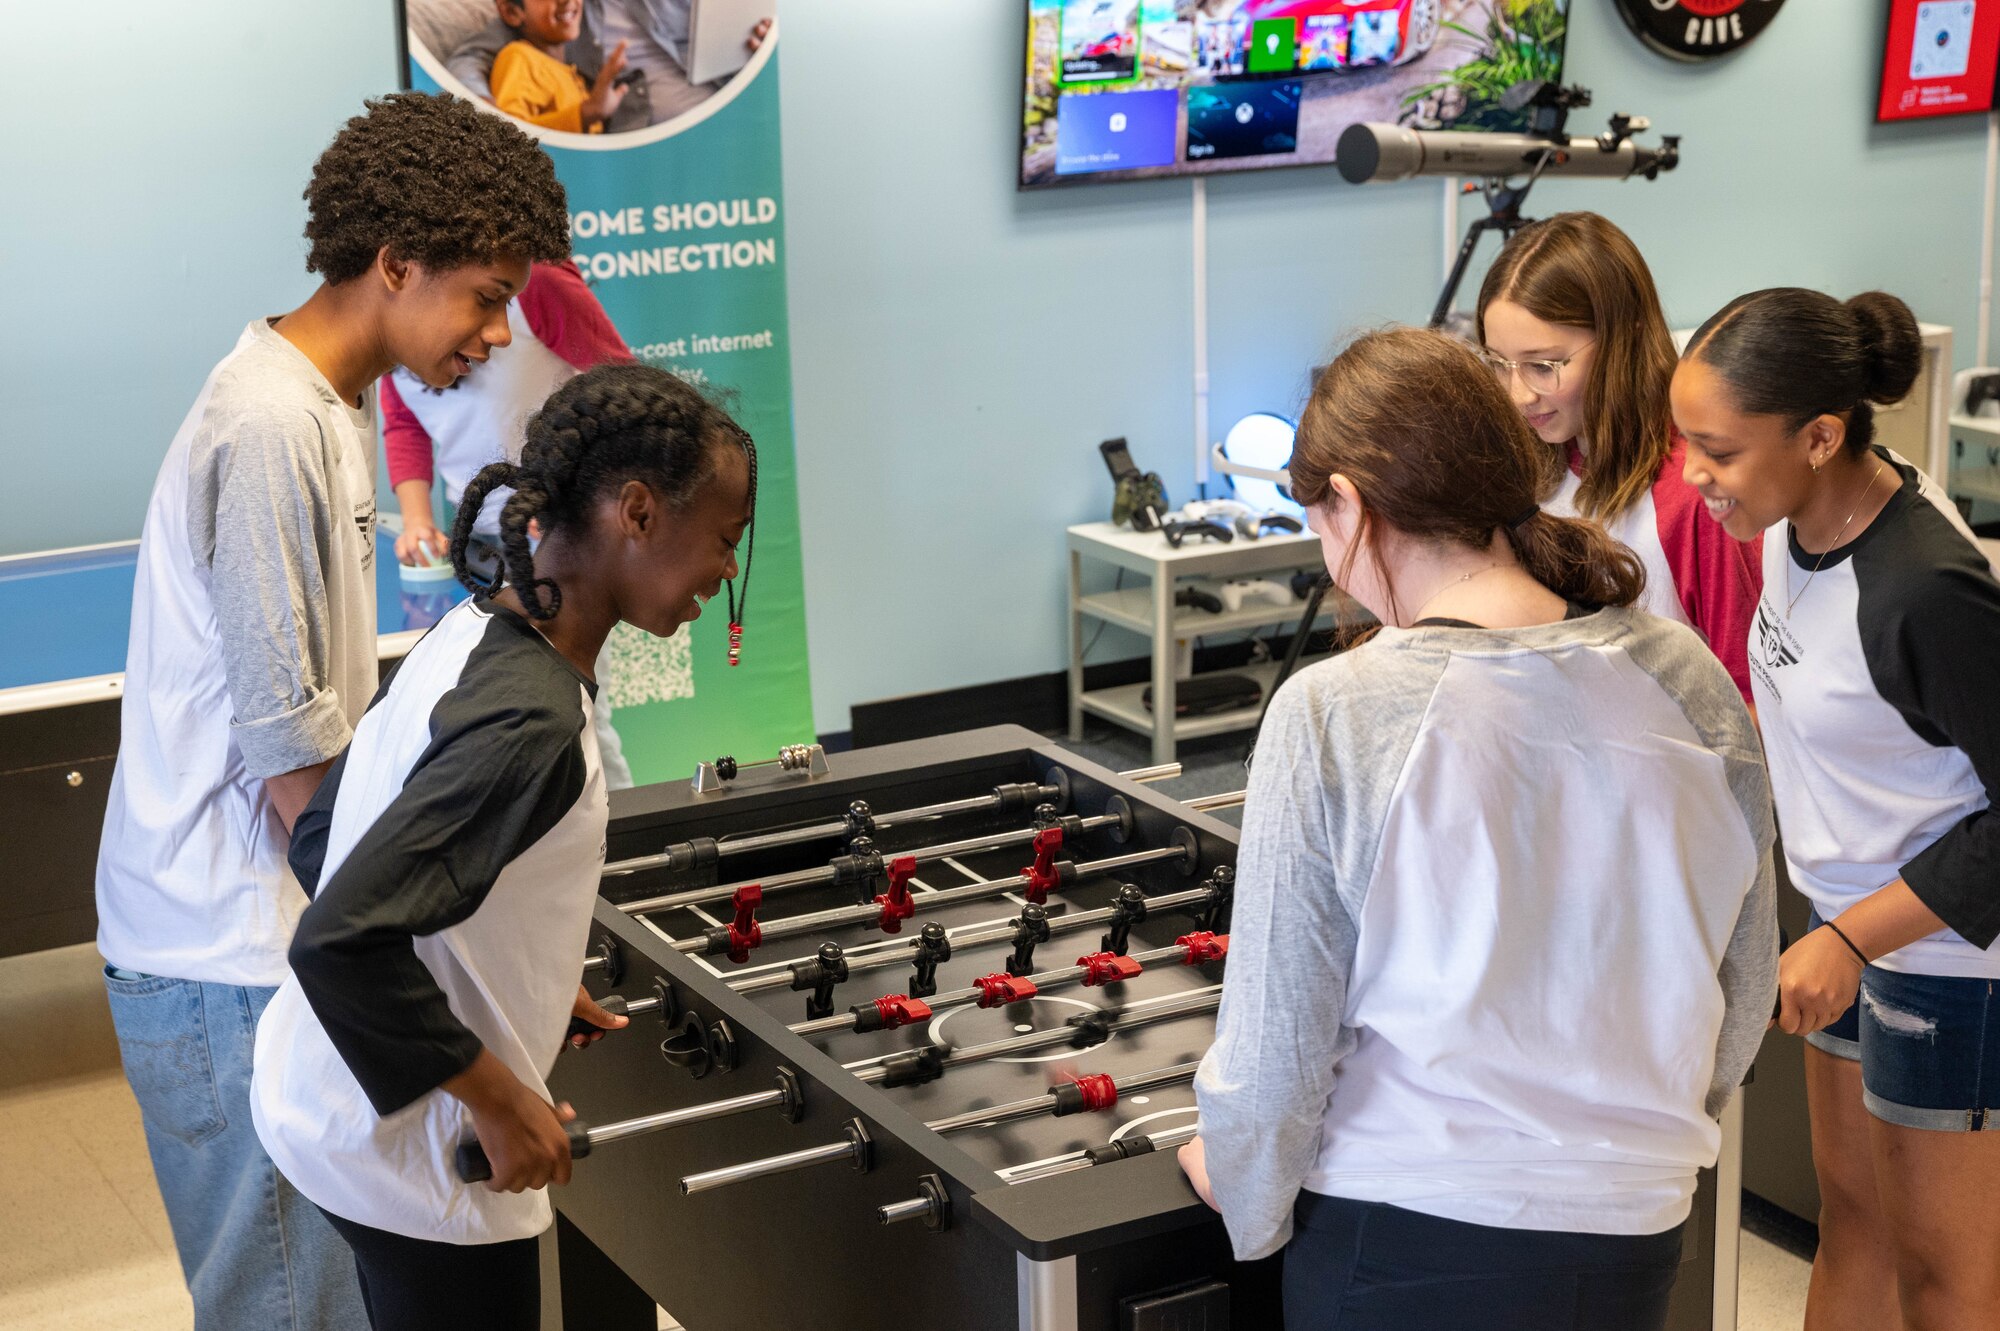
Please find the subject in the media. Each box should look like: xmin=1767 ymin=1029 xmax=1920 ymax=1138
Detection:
xmin=1803 ymin=913 xmax=2000 ymax=1132
xmin=1282 ymin=1192 xmax=1685 ymax=1330
xmin=104 ymin=966 xmax=368 ymax=1331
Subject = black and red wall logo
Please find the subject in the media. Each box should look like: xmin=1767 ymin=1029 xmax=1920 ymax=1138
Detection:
xmin=1614 ymin=0 xmax=1788 ymax=62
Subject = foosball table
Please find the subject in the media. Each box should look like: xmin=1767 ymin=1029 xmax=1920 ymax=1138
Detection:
xmin=530 ymin=725 xmax=1738 ymax=1331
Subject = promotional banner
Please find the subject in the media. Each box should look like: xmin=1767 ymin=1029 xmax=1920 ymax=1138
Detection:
xmin=400 ymin=1 xmax=811 ymax=785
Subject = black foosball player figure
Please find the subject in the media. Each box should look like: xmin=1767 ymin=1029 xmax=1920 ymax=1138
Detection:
xmin=794 ymin=942 xmax=850 ymax=1021
xmin=909 ymin=924 xmax=952 ymax=998
xmin=1101 ymin=883 xmax=1149 ymax=955
xmin=1006 ymin=905 xmax=1052 ymax=978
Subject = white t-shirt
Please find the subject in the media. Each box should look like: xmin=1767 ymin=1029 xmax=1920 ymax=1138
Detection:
xmin=96 ymin=320 xmax=379 ymax=987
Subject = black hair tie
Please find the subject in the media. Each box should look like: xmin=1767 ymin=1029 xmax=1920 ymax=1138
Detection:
xmin=1506 ymin=506 xmax=1540 ymax=531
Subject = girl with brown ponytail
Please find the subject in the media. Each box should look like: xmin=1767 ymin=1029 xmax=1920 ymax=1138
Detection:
xmin=1181 ymin=327 xmax=1777 ymax=1329
xmin=1478 ymin=211 xmax=1763 ymax=703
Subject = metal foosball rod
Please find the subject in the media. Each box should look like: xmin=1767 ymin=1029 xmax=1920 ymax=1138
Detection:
xmin=680 ymin=1061 xmax=1203 ymax=1196
xmin=789 ymin=932 xmax=1229 ymax=1037
xmin=991 ymin=1120 xmax=1203 ymax=1186
xmin=922 ymin=1061 xmax=1202 ymax=1136
xmin=1183 ymin=789 xmax=1248 ymax=813
xmin=845 ymin=985 xmax=1223 ymax=1085
xmin=680 ymin=1119 xmax=873 ymax=1195
xmin=605 ymin=762 xmax=1183 ymax=879
xmin=611 ymin=801 xmax=1128 ymax=904
xmin=455 ymin=988 xmax=1223 ymax=1183
xmin=671 ymin=844 xmax=1193 ymax=960
xmin=454 ymin=1069 xmax=807 ymax=1183
xmin=879 ymin=1114 xmax=1203 ymax=1228
xmin=726 ymin=871 xmax=1231 ymax=997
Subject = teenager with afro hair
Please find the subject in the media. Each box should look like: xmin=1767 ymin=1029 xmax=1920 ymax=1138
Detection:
xmin=95 ymin=91 xmax=571 ymax=1331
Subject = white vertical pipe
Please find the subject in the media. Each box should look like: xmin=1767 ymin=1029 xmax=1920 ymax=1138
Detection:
xmin=1711 ymin=1096 xmax=1745 ymax=1331
xmin=1192 ymin=177 xmax=1212 ymax=491
xmin=1979 ymin=111 xmax=1997 ymax=368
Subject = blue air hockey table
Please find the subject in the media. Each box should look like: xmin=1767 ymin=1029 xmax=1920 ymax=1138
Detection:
xmin=0 ymin=529 xmax=466 ymax=957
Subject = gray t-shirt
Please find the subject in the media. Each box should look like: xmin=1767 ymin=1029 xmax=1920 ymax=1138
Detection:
xmin=1196 ymin=606 xmax=1777 ymax=1258
xmin=96 ymin=319 xmax=380 ymax=986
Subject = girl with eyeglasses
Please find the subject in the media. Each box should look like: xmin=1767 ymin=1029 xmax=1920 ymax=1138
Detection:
xmin=1477 ymin=211 xmax=1762 ymax=703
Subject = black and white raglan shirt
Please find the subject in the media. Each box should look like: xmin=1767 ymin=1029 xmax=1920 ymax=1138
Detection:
xmin=1749 ymin=449 xmax=2000 ymax=978
xmin=251 ymin=597 xmax=607 ymax=1244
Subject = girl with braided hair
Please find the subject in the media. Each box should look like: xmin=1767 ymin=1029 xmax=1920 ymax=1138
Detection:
xmin=250 ymin=363 xmax=755 ymax=1331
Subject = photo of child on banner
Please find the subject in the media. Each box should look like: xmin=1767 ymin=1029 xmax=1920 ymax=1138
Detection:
xmin=406 ymin=0 xmax=773 ymax=131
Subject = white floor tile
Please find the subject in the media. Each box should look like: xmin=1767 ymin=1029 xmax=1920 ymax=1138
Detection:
xmin=1736 ymin=1231 xmax=1812 ymax=1331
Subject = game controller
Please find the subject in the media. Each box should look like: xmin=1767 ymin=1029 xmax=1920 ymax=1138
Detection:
xmin=1966 ymin=372 xmax=2000 ymax=418
xmin=1215 ymin=579 xmax=1297 ymax=613
xmin=1178 ymin=498 xmax=1304 ymax=541
xmin=1161 ymin=517 xmax=1234 ymax=547
xmin=1174 ymin=586 xmax=1225 ymax=614
xmin=1236 ymin=512 xmax=1303 ymax=539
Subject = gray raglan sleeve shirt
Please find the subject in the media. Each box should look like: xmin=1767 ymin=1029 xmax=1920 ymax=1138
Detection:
xmin=1194 ymin=621 xmax=1779 ymax=1263
xmin=187 ymin=402 xmax=354 ymax=780
xmin=1194 ymin=650 xmax=1438 ymax=1263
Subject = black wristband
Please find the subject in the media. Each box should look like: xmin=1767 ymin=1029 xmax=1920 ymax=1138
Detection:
xmin=1823 ymin=919 xmax=1870 ymax=969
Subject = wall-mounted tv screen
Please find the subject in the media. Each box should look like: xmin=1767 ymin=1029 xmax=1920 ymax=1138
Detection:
xmin=1878 ymin=0 xmax=2000 ymax=122
xmin=1019 ymin=1 xmax=1570 ymax=188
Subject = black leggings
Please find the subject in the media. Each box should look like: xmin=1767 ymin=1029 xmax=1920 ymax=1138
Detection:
xmin=319 ymin=1207 xmax=540 ymax=1331
xmin=1282 ymin=1192 xmax=1686 ymax=1330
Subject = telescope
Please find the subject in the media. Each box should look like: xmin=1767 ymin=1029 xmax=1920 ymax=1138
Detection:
xmin=1330 ymin=83 xmax=1681 ymax=329
xmin=1337 ymin=119 xmax=1679 ymax=184
xmin=1337 ymin=81 xmax=1679 ymax=185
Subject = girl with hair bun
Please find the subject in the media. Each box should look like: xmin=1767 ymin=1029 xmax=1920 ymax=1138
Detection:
xmin=1478 ymin=211 xmax=1763 ymax=703
xmin=1676 ymin=288 xmax=2000 ymax=1329
xmin=249 ymin=363 xmax=757 ymax=1331
xmin=1182 ymin=327 xmax=1776 ymax=1330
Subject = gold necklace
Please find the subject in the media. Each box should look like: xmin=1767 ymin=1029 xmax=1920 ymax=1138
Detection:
xmin=1787 ymin=460 xmax=1887 ymax=616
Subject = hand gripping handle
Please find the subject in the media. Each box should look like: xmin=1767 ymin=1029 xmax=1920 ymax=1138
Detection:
xmin=455 ymin=1119 xmax=593 ymax=1184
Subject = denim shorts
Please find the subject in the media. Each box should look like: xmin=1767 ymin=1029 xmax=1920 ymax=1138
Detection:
xmin=1803 ymin=917 xmax=2000 ymax=1133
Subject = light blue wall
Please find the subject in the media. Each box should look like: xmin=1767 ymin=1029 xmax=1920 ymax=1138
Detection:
xmin=6 ymin=3 xmax=1994 ymax=737
xmin=1 ymin=3 xmax=395 ymax=556
xmin=780 ymin=2 xmax=1999 ymax=733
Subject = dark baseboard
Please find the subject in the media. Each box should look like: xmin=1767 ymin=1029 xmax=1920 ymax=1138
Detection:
xmin=1741 ymin=1190 xmax=1818 ymax=1263
xmin=849 ymin=629 xmax=1337 ymax=750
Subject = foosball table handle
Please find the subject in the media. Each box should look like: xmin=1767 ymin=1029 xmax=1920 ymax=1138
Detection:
xmin=566 ymin=993 xmax=630 ymax=1042
xmin=455 ymin=1119 xmax=594 ymax=1184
